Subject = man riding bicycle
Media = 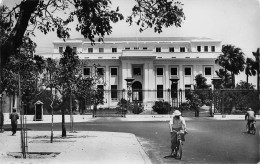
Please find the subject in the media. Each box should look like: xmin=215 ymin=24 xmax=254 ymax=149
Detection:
xmin=169 ymin=110 xmax=187 ymax=157
xmin=245 ymin=108 xmax=256 ymax=133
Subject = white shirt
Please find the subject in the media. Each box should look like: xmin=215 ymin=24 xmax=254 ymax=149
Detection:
xmin=169 ymin=116 xmax=186 ymax=130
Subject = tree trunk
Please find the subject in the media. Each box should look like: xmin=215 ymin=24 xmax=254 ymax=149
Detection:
xmin=62 ymin=106 xmax=66 ymax=137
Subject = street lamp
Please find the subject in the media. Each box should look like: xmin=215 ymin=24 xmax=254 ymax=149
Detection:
xmin=169 ymin=78 xmax=179 ymax=109
xmin=125 ymin=77 xmax=135 ymax=113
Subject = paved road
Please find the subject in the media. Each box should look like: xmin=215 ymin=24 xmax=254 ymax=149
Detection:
xmin=3 ymin=118 xmax=259 ymax=164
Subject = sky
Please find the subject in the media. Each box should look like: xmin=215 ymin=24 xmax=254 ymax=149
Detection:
xmin=1 ymin=0 xmax=260 ymax=86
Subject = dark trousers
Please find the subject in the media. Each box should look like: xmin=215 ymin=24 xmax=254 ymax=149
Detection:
xmin=11 ymin=122 xmax=17 ymax=134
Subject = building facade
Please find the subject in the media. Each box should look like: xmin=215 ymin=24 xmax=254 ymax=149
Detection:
xmin=43 ymin=37 xmax=221 ymax=110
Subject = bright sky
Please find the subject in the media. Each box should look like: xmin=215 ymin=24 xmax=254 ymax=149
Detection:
xmin=2 ymin=0 xmax=260 ymax=86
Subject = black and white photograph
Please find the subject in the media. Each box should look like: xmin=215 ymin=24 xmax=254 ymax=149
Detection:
xmin=0 ymin=0 xmax=259 ymax=163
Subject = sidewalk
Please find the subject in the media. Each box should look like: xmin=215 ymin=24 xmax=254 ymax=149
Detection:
xmin=0 ymin=131 xmax=152 ymax=164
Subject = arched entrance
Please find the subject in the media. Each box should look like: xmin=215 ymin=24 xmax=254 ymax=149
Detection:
xmin=132 ymin=81 xmax=143 ymax=102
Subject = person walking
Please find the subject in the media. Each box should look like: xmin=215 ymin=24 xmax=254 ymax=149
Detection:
xmin=9 ymin=108 xmax=19 ymax=136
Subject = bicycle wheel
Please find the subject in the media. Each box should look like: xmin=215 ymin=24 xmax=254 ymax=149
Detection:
xmin=246 ymin=124 xmax=249 ymax=133
xmin=176 ymin=140 xmax=183 ymax=160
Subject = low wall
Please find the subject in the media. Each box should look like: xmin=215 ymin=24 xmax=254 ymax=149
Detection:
xmin=214 ymin=114 xmax=260 ymax=120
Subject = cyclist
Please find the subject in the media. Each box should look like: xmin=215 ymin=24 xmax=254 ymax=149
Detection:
xmin=245 ymin=108 xmax=256 ymax=132
xmin=169 ymin=110 xmax=187 ymax=157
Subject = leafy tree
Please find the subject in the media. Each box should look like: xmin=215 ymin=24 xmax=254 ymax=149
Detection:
xmin=213 ymin=69 xmax=232 ymax=89
xmin=252 ymin=48 xmax=260 ymax=91
xmin=1 ymin=37 xmax=45 ymax=113
xmin=74 ymin=64 xmax=106 ymax=114
xmin=245 ymin=58 xmax=257 ymax=86
xmin=215 ymin=45 xmax=245 ymax=88
xmin=236 ymin=81 xmax=255 ymax=90
xmin=194 ymin=74 xmax=210 ymax=89
xmin=0 ymin=0 xmax=185 ymax=69
xmin=54 ymin=46 xmax=81 ymax=137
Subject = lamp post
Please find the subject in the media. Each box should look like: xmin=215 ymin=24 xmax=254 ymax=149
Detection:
xmin=169 ymin=78 xmax=179 ymax=109
xmin=125 ymin=77 xmax=135 ymax=113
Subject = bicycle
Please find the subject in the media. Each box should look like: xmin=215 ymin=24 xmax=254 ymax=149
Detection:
xmin=246 ymin=121 xmax=256 ymax=135
xmin=171 ymin=130 xmax=187 ymax=160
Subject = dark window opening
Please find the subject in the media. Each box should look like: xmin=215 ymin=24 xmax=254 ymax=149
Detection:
xmin=211 ymin=46 xmax=215 ymax=52
xmin=83 ymin=67 xmax=90 ymax=76
xmin=205 ymin=67 xmax=211 ymax=75
xmin=111 ymin=68 xmax=117 ymax=76
xmin=185 ymin=67 xmax=191 ymax=76
xmin=157 ymin=68 xmax=163 ymax=76
xmin=97 ymin=68 xmax=104 ymax=76
xmin=156 ymin=47 xmax=161 ymax=52
xmin=133 ymin=68 xmax=141 ymax=76
xmin=157 ymin=85 xmax=163 ymax=98
xmin=171 ymin=68 xmax=178 ymax=76
xmin=197 ymin=46 xmax=201 ymax=52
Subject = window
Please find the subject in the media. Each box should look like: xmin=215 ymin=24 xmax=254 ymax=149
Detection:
xmin=156 ymin=47 xmax=161 ymax=52
xmin=211 ymin=46 xmax=215 ymax=52
xmin=125 ymin=47 xmax=130 ymax=50
xmin=184 ymin=67 xmax=191 ymax=76
xmin=185 ymin=85 xmax=191 ymax=99
xmin=205 ymin=67 xmax=212 ymax=76
xmin=111 ymin=85 xmax=118 ymax=99
xmin=59 ymin=47 xmax=63 ymax=53
xmin=171 ymin=68 xmax=178 ymax=76
xmin=197 ymin=46 xmax=201 ymax=52
xmin=204 ymin=46 xmax=208 ymax=52
xmin=99 ymin=48 xmax=104 ymax=53
xmin=180 ymin=47 xmax=185 ymax=52
xmin=83 ymin=67 xmax=90 ymax=76
xmin=88 ymin=48 xmax=93 ymax=53
xmin=73 ymin=47 xmax=77 ymax=53
xmin=97 ymin=85 xmax=104 ymax=98
xmin=134 ymin=47 xmax=139 ymax=50
xmin=112 ymin=48 xmax=117 ymax=53
xmin=143 ymin=47 xmax=148 ymax=50
xmin=133 ymin=67 xmax=141 ymax=76
xmin=111 ymin=67 xmax=117 ymax=76
xmin=157 ymin=85 xmax=163 ymax=98
xmin=97 ymin=68 xmax=104 ymax=76
xmin=157 ymin=68 xmax=163 ymax=76
xmin=169 ymin=47 xmax=174 ymax=52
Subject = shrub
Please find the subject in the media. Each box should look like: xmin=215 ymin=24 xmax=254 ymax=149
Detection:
xmin=152 ymin=101 xmax=171 ymax=114
xmin=131 ymin=103 xmax=143 ymax=114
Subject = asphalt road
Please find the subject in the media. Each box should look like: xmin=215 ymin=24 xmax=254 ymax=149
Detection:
xmin=3 ymin=118 xmax=259 ymax=164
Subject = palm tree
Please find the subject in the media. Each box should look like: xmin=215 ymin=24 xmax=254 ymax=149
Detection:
xmin=215 ymin=45 xmax=245 ymax=88
xmin=245 ymin=58 xmax=257 ymax=87
xmin=252 ymin=48 xmax=260 ymax=91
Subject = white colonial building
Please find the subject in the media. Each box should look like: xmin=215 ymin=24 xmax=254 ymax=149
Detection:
xmin=44 ymin=37 xmax=221 ymax=110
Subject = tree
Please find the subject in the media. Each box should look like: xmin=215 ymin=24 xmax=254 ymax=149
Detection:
xmin=215 ymin=45 xmax=245 ymax=88
xmin=252 ymin=48 xmax=260 ymax=91
xmin=194 ymin=74 xmax=210 ymax=89
xmin=55 ymin=46 xmax=81 ymax=137
xmin=213 ymin=69 xmax=232 ymax=89
xmin=1 ymin=37 xmax=45 ymax=114
xmin=43 ymin=57 xmax=59 ymax=143
xmin=0 ymin=0 xmax=185 ymax=69
xmin=245 ymin=58 xmax=257 ymax=86
xmin=236 ymin=81 xmax=255 ymax=90
xmin=74 ymin=64 xmax=105 ymax=114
